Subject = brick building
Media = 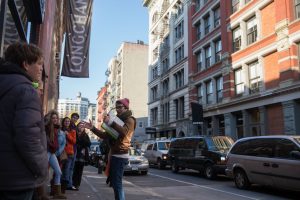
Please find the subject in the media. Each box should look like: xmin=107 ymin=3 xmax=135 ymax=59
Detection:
xmin=189 ymin=0 xmax=300 ymax=139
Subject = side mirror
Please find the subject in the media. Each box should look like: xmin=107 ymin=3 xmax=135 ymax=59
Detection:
xmin=290 ymin=150 xmax=300 ymax=159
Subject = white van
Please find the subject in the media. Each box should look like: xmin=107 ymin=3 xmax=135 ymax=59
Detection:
xmin=226 ymin=135 xmax=300 ymax=191
xmin=143 ymin=139 xmax=171 ymax=169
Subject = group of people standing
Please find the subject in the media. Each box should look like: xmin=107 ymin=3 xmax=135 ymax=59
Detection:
xmin=0 ymin=42 xmax=136 ymax=200
xmin=44 ymin=111 xmax=91 ymax=199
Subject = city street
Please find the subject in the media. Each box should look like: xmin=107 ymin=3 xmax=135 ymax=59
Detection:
xmin=65 ymin=165 xmax=299 ymax=200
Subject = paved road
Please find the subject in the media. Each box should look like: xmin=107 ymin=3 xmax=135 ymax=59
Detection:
xmin=64 ymin=166 xmax=299 ymax=200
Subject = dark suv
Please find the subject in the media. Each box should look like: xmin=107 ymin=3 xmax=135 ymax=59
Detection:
xmin=168 ymin=136 xmax=234 ymax=179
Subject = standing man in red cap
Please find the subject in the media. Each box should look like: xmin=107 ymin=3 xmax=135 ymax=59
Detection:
xmin=83 ymin=98 xmax=136 ymax=200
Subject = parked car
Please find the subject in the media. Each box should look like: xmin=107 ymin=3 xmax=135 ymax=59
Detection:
xmin=226 ymin=135 xmax=300 ymax=191
xmin=168 ymin=136 xmax=234 ymax=179
xmin=124 ymin=147 xmax=149 ymax=175
xmin=143 ymin=139 xmax=171 ymax=169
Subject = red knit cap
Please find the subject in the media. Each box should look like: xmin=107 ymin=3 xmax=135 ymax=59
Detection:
xmin=116 ymin=98 xmax=129 ymax=109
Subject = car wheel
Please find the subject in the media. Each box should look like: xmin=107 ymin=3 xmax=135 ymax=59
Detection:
xmin=141 ymin=171 xmax=148 ymax=175
xmin=171 ymin=161 xmax=179 ymax=173
xmin=204 ymin=163 xmax=215 ymax=179
xmin=234 ymin=169 xmax=250 ymax=189
xmin=157 ymin=158 xmax=165 ymax=169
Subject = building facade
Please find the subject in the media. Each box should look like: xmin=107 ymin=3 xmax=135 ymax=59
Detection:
xmin=144 ymin=0 xmax=300 ymax=140
xmin=57 ymin=92 xmax=90 ymax=121
xmin=95 ymin=87 xmax=108 ymax=129
xmin=144 ymin=0 xmax=191 ymax=139
xmin=189 ymin=0 xmax=300 ymax=140
xmin=105 ymin=41 xmax=149 ymax=144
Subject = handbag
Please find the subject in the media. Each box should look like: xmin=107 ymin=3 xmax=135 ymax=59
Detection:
xmin=60 ymin=150 xmax=68 ymax=161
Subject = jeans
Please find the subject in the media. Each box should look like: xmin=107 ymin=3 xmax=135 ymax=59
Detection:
xmin=110 ymin=156 xmax=128 ymax=200
xmin=48 ymin=152 xmax=62 ymax=185
xmin=61 ymin=155 xmax=73 ymax=187
xmin=0 ymin=189 xmax=34 ymax=200
xmin=68 ymin=150 xmax=77 ymax=187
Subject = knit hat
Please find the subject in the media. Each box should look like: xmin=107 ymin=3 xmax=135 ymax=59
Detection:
xmin=116 ymin=98 xmax=129 ymax=109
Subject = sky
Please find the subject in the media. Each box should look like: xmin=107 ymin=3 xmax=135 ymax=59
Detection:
xmin=59 ymin=0 xmax=149 ymax=103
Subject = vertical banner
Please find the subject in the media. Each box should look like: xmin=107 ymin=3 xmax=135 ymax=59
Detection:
xmin=62 ymin=0 xmax=93 ymax=78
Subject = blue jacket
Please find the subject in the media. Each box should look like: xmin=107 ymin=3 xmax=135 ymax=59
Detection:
xmin=0 ymin=62 xmax=48 ymax=190
xmin=56 ymin=130 xmax=66 ymax=156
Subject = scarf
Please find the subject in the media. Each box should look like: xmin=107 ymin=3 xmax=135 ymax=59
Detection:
xmin=117 ymin=110 xmax=136 ymax=129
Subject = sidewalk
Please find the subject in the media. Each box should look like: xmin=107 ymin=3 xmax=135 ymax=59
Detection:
xmin=54 ymin=165 xmax=155 ymax=200
xmin=54 ymin=166 xmax=113 ymax=200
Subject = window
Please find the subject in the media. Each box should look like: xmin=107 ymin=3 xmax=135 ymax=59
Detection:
xmin=161 ymin=102 xmax=170 ymax=123
xmin=138 ymin=122 xmax=143 ymax=128
xmin=162 ymin=78 xmax=169 ymax=96
xmin=197 ymin=84 xmax=203 ymax=104
xmin=214 ymin=6 xmax=220 ymax=27
xmin=152 ymin=11 xmax=159 ymax=23
xmin=195 ymin=22 xmax=201 ymax=40
xmin=297 ymin=0 xmax=300 ymax=19
xmin=204 ymin=15 xmax=210 ymax=35
xmin=232 ymin=0 xmax=240 ymax=13
xmin=175 ymin=3 xmax=183 ymax=19
xmin=175 ymin=44 xmax=184 ymax=63
xmin=205 ymin=46 xmax=211 ymax=67
xmin=247 ymin=17 xmax=257 ymax=45
xmin=153 ymin=46 xmax=159 ymax=61
xmin=233 ymin=27 xmax=241 ymax=52
xmin=151 ymin=85 xmax=158 ymax=101
xmin=249 ymin=61 xmax=261 ymax=94
xmin=147 ymin=143 xmax=153 ymax=150
xmin=206 ymin=80 xmax=213 ymax=104
xmin=274 ymin=139 xmax=298 ymax=159
xmin=196 ymin=51 xmax=202 ymax=71
xmin=215 ymin=39 xmax=222 ymax=62
xmin=175 ymin=20 xmax=184 ymax=40
xmin=216 ymin=76 xmax=223 ymax=102
xmin=151 ymin=107 xmax=158 ymax=125
xmin=174 ymin=69 xmax=184 ymax=89
xmin=161 ymin=57 xmax=169 ymax=73
xmin=195 ymin=0 xmax=201 ymax=11
xmin=235 ymin=68 xmax=244 ymax=94
xmin=175 ymin=96 xmax=184 ymax=120
xmin=152 ymin=66 xmax=158 ymax=80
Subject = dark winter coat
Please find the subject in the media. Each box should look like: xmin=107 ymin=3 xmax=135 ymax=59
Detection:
xmin=76 ymin=132 xmax=91 ymax=162
xmin=0 ymin=62 xmax=48 ymax=190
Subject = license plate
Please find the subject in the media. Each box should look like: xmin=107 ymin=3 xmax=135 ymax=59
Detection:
xmin=132 ymin=167 xmax=138 ymax=171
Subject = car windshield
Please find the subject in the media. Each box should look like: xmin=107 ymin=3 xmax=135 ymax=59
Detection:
xmin=158 ymin=142 xmax=170 ymax=150
xmin=129 ymin=149 xmax=141 ymax=156
xmin=294 ymin=137 xmax=300 ymax=145
xmin=206 ymin=137 xmax=234 ymax=151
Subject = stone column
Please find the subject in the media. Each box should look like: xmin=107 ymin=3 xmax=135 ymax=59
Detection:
xmin=224 ymin=113 xmax=237 ymax=139
xmin=259 ymin=106 xmax=267 ymax=135
xmin=242 ymin=110 xmax=250 ymax=137
xmin=212 ymin=115 xmax=219 ymax=136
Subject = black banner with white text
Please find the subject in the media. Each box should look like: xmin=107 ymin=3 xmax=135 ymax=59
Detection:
xmin=61 ymin=0 xmax=93 ymax=78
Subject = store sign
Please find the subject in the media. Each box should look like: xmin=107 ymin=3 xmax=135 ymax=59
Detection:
xmin=61 ymin=0 xmax=93 ymax=78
